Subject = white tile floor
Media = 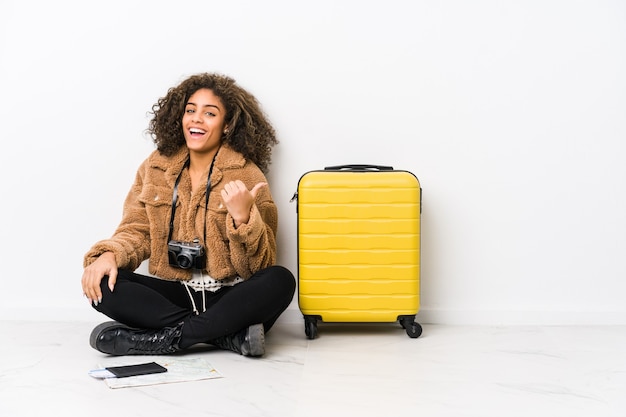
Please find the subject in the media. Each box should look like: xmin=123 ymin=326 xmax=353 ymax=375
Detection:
xmin=1 ymin=319 xmax=625 ymax=417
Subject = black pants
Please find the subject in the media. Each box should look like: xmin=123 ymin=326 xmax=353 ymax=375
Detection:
xmin=93 ymin=266 xmax=296 ymax=349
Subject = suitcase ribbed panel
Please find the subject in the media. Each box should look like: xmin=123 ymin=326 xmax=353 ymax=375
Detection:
xmin=297 ymin=170 xmax=420 ymax=323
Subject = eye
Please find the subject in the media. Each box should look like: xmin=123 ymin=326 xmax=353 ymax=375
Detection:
xmin=205 ymin=111 xmax=216 ymax=117
xmin=185 ymin=109 xmax=195 ymax=114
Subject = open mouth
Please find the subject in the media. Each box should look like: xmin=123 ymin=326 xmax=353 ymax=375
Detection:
xmin=189 ymin=128 xmax=206 ymax=137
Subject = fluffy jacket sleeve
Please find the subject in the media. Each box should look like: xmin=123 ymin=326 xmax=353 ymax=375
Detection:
xmin=83 ymin=160 xmax=151 ymax=270
xmin=225 ymin=195 xmax=278 ymax=279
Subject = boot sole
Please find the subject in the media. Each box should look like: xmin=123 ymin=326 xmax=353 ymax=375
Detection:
xmin=244 ymin=323 xmax=265 ymax=357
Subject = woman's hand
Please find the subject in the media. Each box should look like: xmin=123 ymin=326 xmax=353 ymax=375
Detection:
xmin=220 ymin=181 xmax=266 ymax=227
xmin=81 ymin=251 xmax=118 ymax=305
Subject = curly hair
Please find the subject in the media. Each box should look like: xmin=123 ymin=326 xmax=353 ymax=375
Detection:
xmin=147 ymin=73 xmax=278 ymax=173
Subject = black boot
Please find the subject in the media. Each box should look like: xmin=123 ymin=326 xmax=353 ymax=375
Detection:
xmin=209 ymin=323 xmax=265 ymax=357
xmin=90 ymin=321 xmax=184 ymax=356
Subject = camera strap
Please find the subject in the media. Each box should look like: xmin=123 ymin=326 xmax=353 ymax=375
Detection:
xmin=168 ymin=148 xmax=220 ymax=246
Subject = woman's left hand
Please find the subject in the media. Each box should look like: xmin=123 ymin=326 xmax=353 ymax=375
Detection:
xmin=220 ymin=180 xmax=266 ymax=227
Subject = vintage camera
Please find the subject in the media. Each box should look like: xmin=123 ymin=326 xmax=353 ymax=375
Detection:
xmin=168 ymin=239 xmax=206 ymax=270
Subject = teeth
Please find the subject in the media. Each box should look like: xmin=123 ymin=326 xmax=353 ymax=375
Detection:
xmin=190 ymin=128 xmax=205 ymax=134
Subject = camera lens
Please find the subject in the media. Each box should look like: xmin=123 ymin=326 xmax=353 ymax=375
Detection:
xmin=177 ymin=254 xmax=193 ymax=269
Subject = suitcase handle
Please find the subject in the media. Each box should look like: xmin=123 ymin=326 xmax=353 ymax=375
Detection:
xmin=324 ymin=164 xmax=394 ymax=171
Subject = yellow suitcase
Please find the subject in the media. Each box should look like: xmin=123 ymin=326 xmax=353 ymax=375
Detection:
xmin=293 ymin=165 xmax=422 ymax=339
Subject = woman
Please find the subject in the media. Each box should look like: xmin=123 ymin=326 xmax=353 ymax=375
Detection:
xmin=81 ymin=73 xmax=296 ymax=357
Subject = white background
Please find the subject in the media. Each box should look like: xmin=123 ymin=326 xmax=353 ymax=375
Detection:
xmin=1 ymin=0 xmax=624 ymax=325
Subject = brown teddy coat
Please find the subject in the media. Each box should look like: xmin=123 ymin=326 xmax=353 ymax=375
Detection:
xmin=83 ymin=144 xmax=277 ymax=281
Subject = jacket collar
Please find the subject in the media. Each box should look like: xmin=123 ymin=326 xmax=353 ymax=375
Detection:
xmin=150 ymin=144 xmax=246 ymax=187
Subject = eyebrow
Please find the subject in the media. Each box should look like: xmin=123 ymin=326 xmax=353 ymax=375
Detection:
xmin=186 ymin=102 xmax=222 ymax=112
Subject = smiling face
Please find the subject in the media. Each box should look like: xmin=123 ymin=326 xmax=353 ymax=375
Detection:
xmin=182 ymin=88 xmax=228 ymax=157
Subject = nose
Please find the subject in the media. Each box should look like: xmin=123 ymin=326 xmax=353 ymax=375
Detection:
xmin=191 ymin=111 xmax=203 ymax=123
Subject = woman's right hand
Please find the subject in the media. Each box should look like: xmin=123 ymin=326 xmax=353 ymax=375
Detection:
xmin=81 ymin=252 xmax=118 ymax=306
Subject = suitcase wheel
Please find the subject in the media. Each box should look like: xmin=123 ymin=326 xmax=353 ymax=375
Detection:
xmin=399 ymin=316 xmax=422 ymax=339
xmin=304 ymin=316 xmax=319 ymax=339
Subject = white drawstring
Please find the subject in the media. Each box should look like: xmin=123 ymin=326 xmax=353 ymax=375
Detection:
xmin=182 ymin=281 xmax=200 ymax=315
xmin=182 ymin=271 xmax=243 ymax=314
xmin=182 ymin=270 xmax=208 ymax=315
xmin=200 ymin=270 xmax=207 ymax=313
